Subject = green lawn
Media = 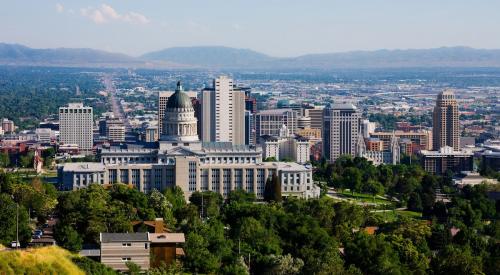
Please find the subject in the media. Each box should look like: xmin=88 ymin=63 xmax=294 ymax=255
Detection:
xmin=338 ymin=190 xmax=392 ymax=204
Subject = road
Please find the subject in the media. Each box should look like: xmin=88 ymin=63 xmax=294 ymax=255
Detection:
xmin=103 ymin=75 xmax=131 ymax=131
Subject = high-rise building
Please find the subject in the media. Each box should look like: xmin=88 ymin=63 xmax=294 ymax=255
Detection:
xmin=323 ymin=104 xmax=361 ymax=162
xmin=370 ymin=130 xmax=432 ymax=152
xmin=200 ymin=76 xmax=245 ymax=145
xmin=304 ymin=106 xmax=325 ymax=130
xmin=245 ymin=111 xmax=256 ymax=146
xmin=361 ymin=119 xmax=376 ymax=138
xmin=108 ymin=125 xmax=126 ymax=142
xmin=1 ymin=118 xmax=15 ymax=133
xmin=433 ymin=90 xmax=460 ymax=151
xmin=59 ymin=103 xmax=93 ymax=153
xmin=256 ymin=109 xmax=298 ymax=139
xmin=158 ymin=90 xmax=198 ymax=136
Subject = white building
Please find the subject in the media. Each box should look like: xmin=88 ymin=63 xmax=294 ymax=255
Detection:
xmin=323 ymin=104 xmax=361 ymax=162
xmin=35 ymin=128 xmax=54 ymax=143
xmin=261 ymin=125 xmax=310 ymax=164
xmin=256 ymin=109 xmax=298 ymax=138
xmin=108 ymin=125 xmax=126 ymax=142
xmin=59 ymin=103 xmax=93 ymax=153
xmin=59 ymin=82 xmax=319 ymax=200
xmin=201 ymin=76 xmax=245 ymax=145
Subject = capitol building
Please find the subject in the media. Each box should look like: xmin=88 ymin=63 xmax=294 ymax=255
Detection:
xmin=58 ymin=82 xmax=319 ymax=200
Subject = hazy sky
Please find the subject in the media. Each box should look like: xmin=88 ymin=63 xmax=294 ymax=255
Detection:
xmin=1 ymin=0 xmax=500 ymax=57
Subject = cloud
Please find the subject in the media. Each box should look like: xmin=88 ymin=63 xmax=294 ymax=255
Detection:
xmin=55 ymin=3 xmax=64 ymax=13
xmin=80 ymin=4 xmax=150 ymax=25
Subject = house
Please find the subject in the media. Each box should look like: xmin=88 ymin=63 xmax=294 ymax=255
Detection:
xmin=100 ymin=233 xmax=150 ymax=272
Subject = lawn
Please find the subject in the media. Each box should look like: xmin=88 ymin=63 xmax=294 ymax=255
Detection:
xmin=337 ymin=190 xmax=392 ymax=204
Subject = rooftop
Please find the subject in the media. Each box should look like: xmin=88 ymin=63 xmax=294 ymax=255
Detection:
xmin=62 ymin=162 xmax=105 ymax=172
xmin=100 ymin=233 xmax=149 ymax=243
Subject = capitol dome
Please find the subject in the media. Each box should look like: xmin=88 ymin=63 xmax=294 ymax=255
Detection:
xmin=166 ymin=81 xmax=193 ymax=109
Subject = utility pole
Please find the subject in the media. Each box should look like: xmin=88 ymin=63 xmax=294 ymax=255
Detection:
xmin=16 ymin=201 xmax=19 ymax=249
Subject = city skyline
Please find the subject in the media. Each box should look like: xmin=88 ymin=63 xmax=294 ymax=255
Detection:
xmin=1 ymin=1 xmax=500 ymax=57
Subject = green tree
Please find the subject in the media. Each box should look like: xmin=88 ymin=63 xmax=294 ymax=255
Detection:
xmin=0 ymin=194 xmax=31 ymax=246
xmin=228 ymin=189 xmax=256 ymax=204
xmin=432 ymin=245 xmax=484 ymax=275
xmin=19 ymin=151 xmax=34 ymax=168
xmin=345 ymin=233 xmax=403 ymax=275
xmin=272 ymin=174 xmax=282 ymax=203
xmin=126 ymin=261 xmax=142 ymax=275
xmin=363 ymin=179 xmax=384 ymax=202
xmin=342 ymin=167 xmax=362 ymax=195
xmin=0 ymin=152 xmax=10 ymax=168
xmin=54 ymin=225 xmax=83 ymax=252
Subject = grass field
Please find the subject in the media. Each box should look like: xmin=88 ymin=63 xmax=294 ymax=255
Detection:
xmin=337 ymin=190 xmax=392 ymax=204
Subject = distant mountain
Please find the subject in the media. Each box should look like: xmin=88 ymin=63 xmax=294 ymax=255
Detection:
xmin=141 ymin=46 xmax=275 ymax=67
xmin=0 ymin=43 xmax=143 ymax=67
xmin=2 ymin=43 xmax=500 ymax=69
xmin=272 ymin=47 xmax=500 ymax=69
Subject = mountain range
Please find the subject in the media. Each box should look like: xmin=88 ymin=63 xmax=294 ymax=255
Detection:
xmin=2 ymin=43 xmax=500 ymax=69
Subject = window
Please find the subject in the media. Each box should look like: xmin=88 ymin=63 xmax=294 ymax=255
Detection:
xmin=121 ymin=257 xmax=131 ymax=261
xmin=122 ymin=243 xmax=131 ymax=247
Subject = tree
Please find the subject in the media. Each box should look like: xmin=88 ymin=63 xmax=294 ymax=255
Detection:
xmin=363 ymin=179 xmax=384 ymax=202
xmin=19 ymin=151 xmax=34 ymax=168
xmin=54 ymin=225 xmax=83 ymax=252
xmin=272 ymin=174 xmax=282 ymax=203
xmin=407 ymin=192 xmax=423 ymax=212
xmin=184 ymin=232 xmax=220 ymax=273
xmin=431 ymin=245 xmax=484 ymax=275
xmin=342 ymin=167 xmax=362 ymax=195
xmin=126 ymin=261 xmax=141 ymax=275
xmin=0 ymin=152 xmax=10 ymax=168
xmin=264 ymin=177 xmax=274 ymax=202
xmin=72 ymin=257 xmax=118 ymax=275
xmin=228 ymin=189 xmax=256 ymax=204
xmin=0 ymin=194 xmax=31 ymax=246
xmin=344 ymin=233 xmax=403 ymax=275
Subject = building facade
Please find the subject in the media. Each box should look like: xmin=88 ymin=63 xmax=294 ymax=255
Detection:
xmin=433 ymin=90 xmax=460 ymax=151
xmin=59 ymin=82 xmax=319 ymax=200
xmin=200 ymin=76 xmax=245 ymax=145
xmin=256 ymin=109 xmax=298 ymax=139
xmin=420 ymin=146 xmax=473 ymax=175
xmin=323 ymin=104 xmax=361 ymax=162
xmin=59 ymin=103 xmax=93 ymax=153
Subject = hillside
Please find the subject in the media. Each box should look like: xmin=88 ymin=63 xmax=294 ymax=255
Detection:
xmin=141 ymin=46 xmax=275 ymax=67
xmin=2 ymin=43 xmax=500 ymax=69
xmin=0 ymin=246 xmax=84 ymax=275
xmin=0 ymin=43 xmax=141 ymax=67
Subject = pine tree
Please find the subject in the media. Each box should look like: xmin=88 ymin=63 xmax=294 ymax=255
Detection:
xmin=272 ymin=174 xmax=282 ymax=202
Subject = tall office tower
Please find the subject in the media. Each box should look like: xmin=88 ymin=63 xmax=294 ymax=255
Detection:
xmin=1 ymin=118 xmax=15 ymax=133
xmin=323 ymin=104 xmax=361 ymax=162
xmin=245 ymin=111 xmax=256 ymax=145
xmin=243 ymin=88 xmax=257 ymax=114
xmin=304 ymin=106 xmax=325 ymax=130
xmin=433 ymin=90 xmax=460 ymax=151
xmin=107 ymin=125 xmax=126 ymax=142
xmin=255 ymin=109 xmax=298 ymax=139
xmin=361 ymin=119 xmax=376 ymax=138
xmin=158 ymin=90 xmax=198 ymax=136
xmin=200 ymin=76 xmax=245 ymax=145
xmin=59 ymin=103 xmax=93 ymax=153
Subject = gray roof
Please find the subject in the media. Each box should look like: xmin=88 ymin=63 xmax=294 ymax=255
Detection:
xmin=166 ymin=81 xmax=193 ymax=109
xmin=202 ymin=142 xmax=256 ymax=152
xmin=100 ymin=233 xmax=149 ymax=243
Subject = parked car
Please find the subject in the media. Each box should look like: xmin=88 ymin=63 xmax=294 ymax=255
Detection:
xmin=11 ymin=241 xmax=20 ymax=248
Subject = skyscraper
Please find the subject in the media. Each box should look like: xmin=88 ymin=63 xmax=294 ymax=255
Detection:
xmin=59 ymin=103 xmax=93 ymax=153
xmin=323 ymin=104 xmax=361 ymax=162
xmin=200 ymin=76 xmax=245 ymax=145
xmin=433 ymin=90 xmax=460 ymax=151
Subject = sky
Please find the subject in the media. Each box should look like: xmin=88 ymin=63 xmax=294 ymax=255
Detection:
xmin=1 ymin=0 xmax=500 ymax=57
